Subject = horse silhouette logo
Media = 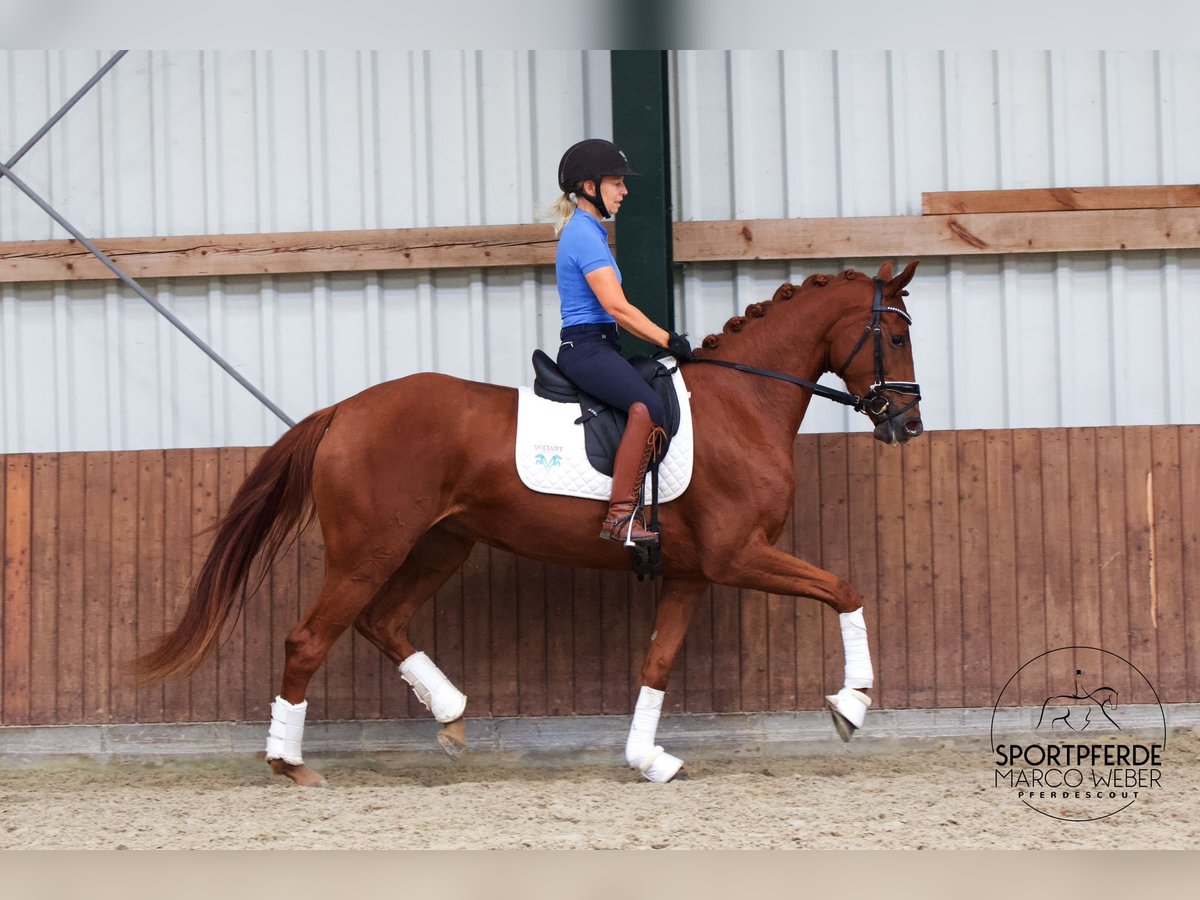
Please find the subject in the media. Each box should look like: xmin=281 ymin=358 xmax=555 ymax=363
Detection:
xmin=1035 ymin=669 xmax=1120 ymax=733
xmin=534 ymin=452 xmax=563 ymax=472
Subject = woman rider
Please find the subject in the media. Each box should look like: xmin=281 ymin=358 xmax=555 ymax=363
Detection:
xmin=550 ymin=139 xmax=693 ymax=546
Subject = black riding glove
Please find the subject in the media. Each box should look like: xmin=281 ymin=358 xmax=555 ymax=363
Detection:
xmin=666 ymin=331 xmax=693 ymax=361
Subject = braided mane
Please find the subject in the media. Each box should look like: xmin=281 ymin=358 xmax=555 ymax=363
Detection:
xmin=695 ymin=269 xmax=867 ymax=355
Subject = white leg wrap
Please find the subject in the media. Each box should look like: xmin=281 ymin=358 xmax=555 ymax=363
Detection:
xmin=840 ymin=607 xmax=874 ymax=689
xmin=264 ymin=696 xmax=307 ymax=765
xmin=625 ymin=685 xmax=684 ymax=783
xmin=399 ymin=651 xmax=467 ymax=724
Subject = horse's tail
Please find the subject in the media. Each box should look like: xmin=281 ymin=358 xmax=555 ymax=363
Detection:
xmin=134 ymin=405 xmax=338 ymax=683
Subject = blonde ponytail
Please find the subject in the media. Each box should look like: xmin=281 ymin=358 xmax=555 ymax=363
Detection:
xmin=546 ymin=192 xmax=577 ymax=237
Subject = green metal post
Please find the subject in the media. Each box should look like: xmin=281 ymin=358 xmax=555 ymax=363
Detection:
xmin=610 ymin=50 xmax=673 ymax=359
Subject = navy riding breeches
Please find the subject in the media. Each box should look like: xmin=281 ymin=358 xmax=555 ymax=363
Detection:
xmin=556 ymin=324 xmax=666 ymax=426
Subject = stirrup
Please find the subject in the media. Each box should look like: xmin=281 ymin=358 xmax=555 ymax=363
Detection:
xmin=600 ymin=513 xmax=658 ymax=546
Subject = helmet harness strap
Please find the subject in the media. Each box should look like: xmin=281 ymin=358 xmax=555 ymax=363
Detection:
xmin=577 ymin=176 xmax=610 ymax=219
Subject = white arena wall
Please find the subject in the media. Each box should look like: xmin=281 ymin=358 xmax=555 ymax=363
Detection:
xmin=1 ymin=50 xmax=1198 ymax=453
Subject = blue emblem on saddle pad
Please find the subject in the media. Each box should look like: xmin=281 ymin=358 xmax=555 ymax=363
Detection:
xmin=534 ymin=453 xmax=563 ymax=471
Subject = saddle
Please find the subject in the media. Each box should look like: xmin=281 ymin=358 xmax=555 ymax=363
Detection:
xmin=530 ymin=349 xmax=681 ymax=477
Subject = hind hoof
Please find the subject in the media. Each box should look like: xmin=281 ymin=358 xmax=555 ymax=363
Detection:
xmin=265 ymin=754 xmax=327 ymax=787
xmin=436 ymin=716 xmax=467 ymax=761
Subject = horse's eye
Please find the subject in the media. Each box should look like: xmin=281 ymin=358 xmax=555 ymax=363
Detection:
xmin=890 ymin=334 xmax=906 ymax=348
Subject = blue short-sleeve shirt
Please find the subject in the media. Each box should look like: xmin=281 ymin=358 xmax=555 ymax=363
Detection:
xmin=556 ymin=210 xmax=619 ymax=327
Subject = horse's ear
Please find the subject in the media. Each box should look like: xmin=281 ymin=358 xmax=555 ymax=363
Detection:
xmin=886 ymin=260 xmax=920 ymax=295
xmin=876 ymin=260 xmax=894 ymax=281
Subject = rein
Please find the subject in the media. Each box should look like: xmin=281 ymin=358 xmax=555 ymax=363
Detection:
xmin=686 ymin=278 xmax=922 ymax=422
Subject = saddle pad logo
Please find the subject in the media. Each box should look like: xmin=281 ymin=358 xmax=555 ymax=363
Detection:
xmin=534 ymin=452 xmax=562 ymax=471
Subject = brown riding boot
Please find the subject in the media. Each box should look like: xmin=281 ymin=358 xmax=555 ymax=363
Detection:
xmin=600 ymin=402 xmax=667 ymax=545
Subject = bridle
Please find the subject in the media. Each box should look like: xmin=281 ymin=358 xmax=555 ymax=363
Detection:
xmin=686 ymin=277 xmax=921 ymax=424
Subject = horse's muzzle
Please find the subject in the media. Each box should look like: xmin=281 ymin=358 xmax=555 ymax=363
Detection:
xmin=873 ymin=413 xmax=924 ymax=445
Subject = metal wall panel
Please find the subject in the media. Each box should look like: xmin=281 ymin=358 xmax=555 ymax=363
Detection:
xmin=1 ymin=51 xmax=609 ymax=451
xmin=3 ymin=51 xmax=1200 ymax=451
xmin=671 ymin=50 xmax=1200 ymax=434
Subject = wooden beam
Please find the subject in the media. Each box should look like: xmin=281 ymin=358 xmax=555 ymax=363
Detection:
xmin=2 ymin=207 xmax=1199 ymax=285
xmin=923 ymin=185 xmax=1200 ymax=215
xmin=0 ymin=222 xmax=576 ymax=285
xmin=673 ymin=208 xmax=1200 ymax=262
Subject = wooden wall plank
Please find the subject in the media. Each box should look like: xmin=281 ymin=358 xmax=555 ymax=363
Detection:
xmin=874 ymin=438 xmax=908 ymax=708
xmin=0 ymin=223 xmax=564 ymax=284
xmin=5 ymin=205 xmax=1200 ymax=286
xmin=53 ymin=454 xmax=84 ymax=723
xmin=515 ymin=558 xmax=547 ymax=716
xmin=901 ymin=438 xmax=935 ymax=709
xmin=681 ymin=575 xmax=713 ymax=714
xmin=957 ymin=431 xmax=992 ymax=708
xmin=460 ymin=544 xmax=492 ymax=717
xmin=985 ymin=432 xmax=1019 ymax=707
xmin=0 ymin=459 xmax=5 ymax=721
xmin=82 ymin=454 xmax=112 ymax=723
xmin=845 ymin=435 xmax=879 ymax=710
xmin=29 ymin=455 xmax=59 ymax=724
xmin=1067 ymin=430 xmax=1102 ymax=650
xmin=709 ymin=585 xmax=741 ymax=712
xmin=929 ymin=432 xmax=964 ymax=708
xmin=161 ymin=452 xmax=194 ymax=722
xmin=239 ymin=447 xmax=273 ymax=721
xmin=791 ymin=436 xmax=824 ymax=710
xmin=922 ymin=185 xmax=1200 ymax=215
xmin=109 ymin=452 xmax=140 ymax=722
xmin=1179 ymin=426 xmax=1200 ymax=701
xmin=1011 ymin=431 xmax=1047 ymax=706
xmin=1095 ymin=430 xmax=1133 ymax=704
xmin=544 ymin=563 xmax=574 ymax=715
xmin=214 ymin=448 xmax=246 ymax=722
xmin=1123 ymin=428 xmax=1159 ymax=704
xmin=188 ymin=450 xmax=219 ymax=723
xmin=1150 ymin=427 xmax=1186 ymax=702
xmin=487 ymin=547 xmax=520 ymax=717
xmin=135 ymin=450 xmax=166 ymax=723
xmin=1039 ymin=430 xmax=1076 ymax=698
xmin=674 ymin=209 xmax=1200 ymax=262
xmin=3 ymin=456 xmax=32 ymax=725
xmin=571 ymin=568 xmax=603 ymax=715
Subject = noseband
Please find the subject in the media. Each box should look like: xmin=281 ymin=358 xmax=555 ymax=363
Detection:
xmin=832 ymin=278 xmax=922 ymax=423
xmin=687 ymin=277 xmax=921 ymax=424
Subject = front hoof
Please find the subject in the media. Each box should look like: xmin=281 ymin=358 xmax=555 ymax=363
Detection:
xmin=436 ymin=716 xmax=467 ymax=761
xmin=825 ymin=688 xmax=871 ymax=743
xmin=267 ymin=756 xmax=327 ymax=787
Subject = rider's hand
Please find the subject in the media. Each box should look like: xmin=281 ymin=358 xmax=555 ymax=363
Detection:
xmin=666 ymin=331 xmax=693 ymax=361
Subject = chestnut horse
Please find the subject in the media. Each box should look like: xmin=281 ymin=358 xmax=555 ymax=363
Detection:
xmin=137 ymin=260 xmax=924 ymax=785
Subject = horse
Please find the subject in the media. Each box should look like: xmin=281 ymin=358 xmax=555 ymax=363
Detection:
xmin=136 ymin=259 xmax=925 ymax=785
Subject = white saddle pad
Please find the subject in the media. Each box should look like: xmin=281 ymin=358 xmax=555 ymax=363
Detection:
xmin=515 ymin=361 xmax=694 ymax=502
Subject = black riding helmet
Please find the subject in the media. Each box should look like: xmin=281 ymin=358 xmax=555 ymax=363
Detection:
xmin=557 ymin=138 xmax=638 ymax=219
